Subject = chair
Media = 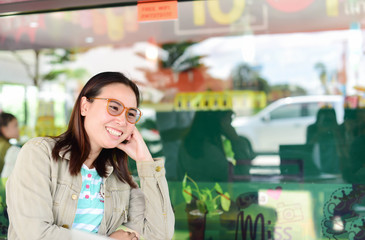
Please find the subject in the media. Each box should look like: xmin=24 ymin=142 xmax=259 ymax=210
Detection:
xmin=279 ymin=144 xmax=320 ymax=178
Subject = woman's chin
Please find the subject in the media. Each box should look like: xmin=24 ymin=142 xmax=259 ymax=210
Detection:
xmin=103 ymin=140 xmax=121 ymax=149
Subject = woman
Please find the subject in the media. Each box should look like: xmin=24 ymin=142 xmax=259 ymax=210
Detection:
xmin=0 ymin=112 xmax=21 ymax=178
xmin=6 ymin=72 xmax=175 ymax=240
xmin=177 ymin=110 xmax=254 ymax=181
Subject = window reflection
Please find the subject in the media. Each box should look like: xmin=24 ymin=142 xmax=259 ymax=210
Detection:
xmin=1 ymin=0 xmax=365 ymax=239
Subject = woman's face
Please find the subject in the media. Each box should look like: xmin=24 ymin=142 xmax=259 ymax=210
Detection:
xmin=1 ymin=118 xmax=19 ymax=140
xmin=81 ymin=83 xmax=137 ymax=153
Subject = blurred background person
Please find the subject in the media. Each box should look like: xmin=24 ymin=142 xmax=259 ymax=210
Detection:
xmin=0 ymin=112 xmax=20 ymax=178
xmin=177 ymin=110 xmax=255 ymax=182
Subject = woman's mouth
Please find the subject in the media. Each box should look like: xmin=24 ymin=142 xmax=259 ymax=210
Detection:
xmin=106 ymin=127 xmax=122 ymax=137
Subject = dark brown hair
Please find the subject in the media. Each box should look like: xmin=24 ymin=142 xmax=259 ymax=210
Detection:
xmin=0 ymin=112 xmax=16 ymax=139
xmin=52 ymin=72 xmax=140 ymax=188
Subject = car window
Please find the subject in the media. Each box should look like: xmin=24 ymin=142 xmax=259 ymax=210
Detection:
xmin=270 ymin=103 xmax=301 ymax=120
xmin=306 ymin=101 xmax=337 ymax=117
xmin=304 ymin=103 xmax=321 ymax=117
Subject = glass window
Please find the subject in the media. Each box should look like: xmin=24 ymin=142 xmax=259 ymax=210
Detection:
xmin=1 ymin=1 xmax=365 ymax=239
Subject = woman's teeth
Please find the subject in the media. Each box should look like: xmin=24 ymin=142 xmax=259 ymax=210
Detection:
xmin=106 ymin=127 xmax=122 ymax=137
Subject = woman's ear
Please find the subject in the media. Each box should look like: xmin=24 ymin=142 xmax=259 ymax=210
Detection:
xmin=80 ymin=96 xmax=89 ymax=116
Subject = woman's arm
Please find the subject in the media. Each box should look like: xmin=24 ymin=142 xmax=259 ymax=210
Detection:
xmin=6 ymin=138 xmax=71 ymax=240
xmin=124 ymin=159 xmax=174 ymax=240
xmin=117 ymin=128 xmax=175 ymax=239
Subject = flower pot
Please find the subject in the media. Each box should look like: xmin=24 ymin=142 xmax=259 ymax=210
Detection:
xmin=187 ymin=209 xmax=224 ymax=240
xmin=187 ymin=209 xmax=207 ymax=240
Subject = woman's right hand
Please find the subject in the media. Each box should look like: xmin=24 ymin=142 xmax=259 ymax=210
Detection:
xmin=109 ymin=229 xmax=139 ymax=240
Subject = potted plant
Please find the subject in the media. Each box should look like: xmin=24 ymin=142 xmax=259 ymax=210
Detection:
xmin=182 ymin=174 xmax=231 ymax=240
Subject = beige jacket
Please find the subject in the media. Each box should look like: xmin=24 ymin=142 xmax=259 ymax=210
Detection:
xmin=6 ymin=137 xmax=174 ymax=240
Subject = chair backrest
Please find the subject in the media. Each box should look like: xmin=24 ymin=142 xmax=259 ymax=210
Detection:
xmin=279 ymin=144 xmax=320 ymax=178
xmin=228 ymin=159 xmax=252 ymax=182
xmin=279 ymin=158 xmax=304 ymax=180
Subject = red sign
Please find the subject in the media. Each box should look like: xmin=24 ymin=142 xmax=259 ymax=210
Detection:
xmin=138 ymin=0 xmax=178 ymax=22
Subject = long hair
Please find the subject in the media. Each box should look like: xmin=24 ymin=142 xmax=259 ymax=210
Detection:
xmin=0 ymin=112 xmax=16 ymax=139
xmin=52 ymin=72 xmax=140 ymax=188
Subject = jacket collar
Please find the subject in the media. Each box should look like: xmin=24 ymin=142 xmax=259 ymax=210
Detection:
xmin=59 ymin=147 xmax=71 ymax=161
xmin=58 ymin=148 xmax=114 ymax=177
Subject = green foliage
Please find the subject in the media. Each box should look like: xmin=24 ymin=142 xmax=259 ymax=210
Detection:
xmin=161 ymin=42 xmax=195 ymax=68
xmin=161 ymin=42 xmax=202 ymax=72
xmin=270 ymin=83 xmax=307 ymax=96
xmin=43 ymin=49 xmax=76 ymax=64
xmin=182 ymin=174 xmax=231 ymax=215
xmin=231 ymin=63 xmax=270 ymax=94
xmin=43 ymin=68 xmax=88 ymax=81
xmin=42 ymin=49 xmax=88 ymax=82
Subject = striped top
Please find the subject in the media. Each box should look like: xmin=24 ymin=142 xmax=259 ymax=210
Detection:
xmin=72 ymin=164 xmax=105 ymax=233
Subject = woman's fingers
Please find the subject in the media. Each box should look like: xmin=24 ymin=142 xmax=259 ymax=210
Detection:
xmin=109 ymin=229 xmax=139 ymax=240
xmin=128 ymin=231 xmax=138 ymax=240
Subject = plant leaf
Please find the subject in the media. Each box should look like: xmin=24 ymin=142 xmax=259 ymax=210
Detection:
xmin=214 ymin=183 xmax=223 ymax=195
xmin=182 ymin=174 xmax=187 ymax=188
xmin=202 ymin=188 xmax=212 ymax=200
xmin=197 ymin=200 xmax=206 ymax=214
xmin=221 ymin=192 xmax=231 ymax=212
xmin=199 ymin=191 xmax=207 ymax=202
xmin=182 ymin=185 xmax=192 ymax=204
xmin=206 ymin=199 xmax=217 ymax=213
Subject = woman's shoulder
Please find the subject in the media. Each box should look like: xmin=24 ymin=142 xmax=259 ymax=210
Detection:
xmin=9 ymin=137 xmax=56 ymax=172
xmin=20 ymin=137 xmax=57 ymax=155
xmin=24 ymin=137 xmax=56 ymax=147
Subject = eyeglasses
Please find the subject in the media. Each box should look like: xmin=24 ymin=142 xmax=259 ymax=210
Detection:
xmin=88 ymin=97 xmax=142 ymax=124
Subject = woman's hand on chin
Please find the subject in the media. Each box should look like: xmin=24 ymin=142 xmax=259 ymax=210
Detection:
xmin=117 ymin=128 xmax=153 ymax=162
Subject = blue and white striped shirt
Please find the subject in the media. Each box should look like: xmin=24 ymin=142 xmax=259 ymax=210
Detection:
xmin=72 ymin=164 xmax=105 ymax=233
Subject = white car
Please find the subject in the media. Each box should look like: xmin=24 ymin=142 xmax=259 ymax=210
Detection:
xmin=232 ymin=95 xmax=344 ymax=153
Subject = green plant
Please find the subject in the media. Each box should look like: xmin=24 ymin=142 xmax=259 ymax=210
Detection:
xmin=182 ymin=174 xmax=231 ymax=215
xmin=161 ymin=41 xmax=202 ymax=72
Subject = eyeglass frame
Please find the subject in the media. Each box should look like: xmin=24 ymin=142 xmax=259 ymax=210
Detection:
xmin=87 ymin=97 xmax=142 ymax=124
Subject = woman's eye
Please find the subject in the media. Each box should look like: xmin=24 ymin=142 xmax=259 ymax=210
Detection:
xmin=110 ymin=106 xmax=119 ymax=112
xmin=128 ymin=112 xmax=136 ymax=117
xmin=128 ymin=109 xmax=139 ymax=118
xmin=109 ymin=102 xmax=121 ymax=113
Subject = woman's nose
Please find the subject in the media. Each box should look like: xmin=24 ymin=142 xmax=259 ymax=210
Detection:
xmin=115 ymin=112 xmax=128 ymax=126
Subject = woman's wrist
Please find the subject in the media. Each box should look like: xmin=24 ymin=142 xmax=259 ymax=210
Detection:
xmin=136 ymin=158 xmax=165 ymax=177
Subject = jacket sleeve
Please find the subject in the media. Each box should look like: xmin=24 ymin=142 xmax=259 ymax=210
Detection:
xmin=124 ymin=158 xmax=175 ymax=240
xmin=6 ymin=138 xmax=71 ymax=240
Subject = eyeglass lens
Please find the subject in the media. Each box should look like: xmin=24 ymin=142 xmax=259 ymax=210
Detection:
xmin=107 ymin=100 xmax=141 ymax=123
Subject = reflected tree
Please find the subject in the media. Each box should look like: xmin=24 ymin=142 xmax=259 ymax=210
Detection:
xmin=11 ymin=48 xmax=88 ymax=126
xmin=161 ymin=41 xmax=201 ymax=71
xmin=270 ymin=84 xmax=307 ymax=98
xmin=12 ymin=48 xmax=87 ymax=87
xmin=231 ymin=63 xmax=269 ymax=94
xmin=314 ymin=62 xmax=330 ymax=94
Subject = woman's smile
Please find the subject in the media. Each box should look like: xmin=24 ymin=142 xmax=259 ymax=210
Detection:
xmin=106 ymin=126 xmax=123 ymax=138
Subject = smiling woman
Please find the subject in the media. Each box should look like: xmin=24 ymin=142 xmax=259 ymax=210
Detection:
xmin=5 ymin=71 xmax=175 ymax=240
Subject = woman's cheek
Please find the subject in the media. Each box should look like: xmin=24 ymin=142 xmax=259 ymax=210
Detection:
xmin=126 ymin=125 xmax=135 ymax=137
